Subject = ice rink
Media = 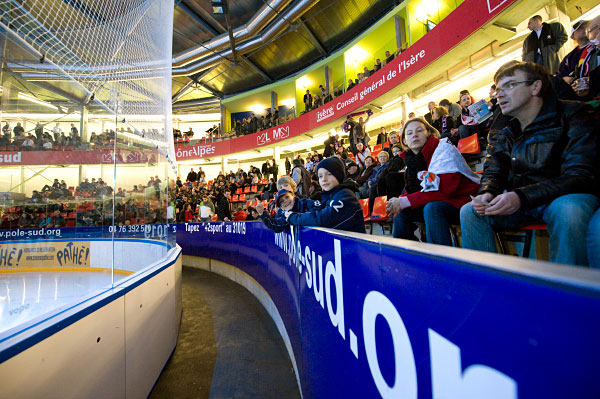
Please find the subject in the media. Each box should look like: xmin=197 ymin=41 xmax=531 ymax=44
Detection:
xmin=0 ymin=270 xmax=128 ymax=336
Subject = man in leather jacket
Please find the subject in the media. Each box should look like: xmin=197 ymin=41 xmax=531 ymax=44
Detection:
xmin=461 ymin=62 xmax=599 ymax=266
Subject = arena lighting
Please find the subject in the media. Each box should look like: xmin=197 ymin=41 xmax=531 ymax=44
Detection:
xmin=250 ymin=104 xmax=266 ymax=114
xmin=297 ymin=76 xmax=312 ymax=89
xmin=17 ymin=92 xmax=58 ymax=110
xmin=211 ymin=1 xmax=224 ymax=14
xmin=281 ymin=98 xmax=296 ymax=107
xmin=346 ymin=45 xmax=369 ymax=64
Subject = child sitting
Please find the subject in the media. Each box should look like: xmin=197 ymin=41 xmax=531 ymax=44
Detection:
xmin=284 ymin=157 xmax=366 ymax=233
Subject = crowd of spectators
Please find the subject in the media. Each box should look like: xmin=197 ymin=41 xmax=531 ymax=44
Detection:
xmin=347 ymin=48 xmax=401 ymax=91
xmin=0 ymin=174 xmax=165 ymax=229
xmin=301 ymin=84 xmax=344 ymax=114
xmin=170 ymin=162 xmax=280 ymax=223
xmin=0 ymin=121 xmax=148 ymax=152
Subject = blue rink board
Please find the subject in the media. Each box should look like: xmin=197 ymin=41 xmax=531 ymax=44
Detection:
xmin=176 ymin=221 xmax=600 ymax=399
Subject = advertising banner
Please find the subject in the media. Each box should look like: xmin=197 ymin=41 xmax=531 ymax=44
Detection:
xmin=0 ymin=241 xmax=90 ymax=268
xmin=0 ymin=149 xmax=157 ymax=166
xmin=175 ymin=0 xmax=516 ymax=161
xmin=176 ymin=221 xmax=600 ymax=399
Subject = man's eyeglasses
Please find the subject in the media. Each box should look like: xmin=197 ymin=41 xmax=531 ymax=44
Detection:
xmin=587 ymin=24 xmax=599 ymax=34
xmin=494 ymin=80 xmax=536 ymax=96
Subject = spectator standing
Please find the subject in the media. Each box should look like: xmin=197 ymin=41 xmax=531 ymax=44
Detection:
xmin=353 ymin=112 xmax=371 ymax=150
xmin=215 ymin=190 xmax=232 ymax=221
xmin=460 ymin=61 xmax=599 ymax=266
xmin=285 ymin=157 xmax=291 ymax=175
xmin=291 ymin=158 xmax=311 ymax=197
xmin=522 ymin=15 xmax=568 ymax=75
xmin=385 ymin=50 xmax=395 ymax=64
xmin=262 ymin=159 xmax=271 ymax=181
xmin=376 ymin=127 xmax=388 ymax=145
xmin=70 ymin=123 xmax=78 ymax=136
xmin=186 ymin=168 xmax=197 ymax=183
xmin=52 ymin=123 xmax=62 ymax=142
xmin=303 ymin=90 xmax=313 ymax=113
xmin=35 ymin=122 xmax=43 ymax=141
xmin=270 ymin=160 xmax=279 ymax=179
xmin=373 ymin=59 xmax=383 ymax=72
xmin=13 ymin=122 xmax=24 ymax=137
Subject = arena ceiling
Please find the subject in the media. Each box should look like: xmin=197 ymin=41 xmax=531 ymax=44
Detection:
xmin=171 ymin=0 xmax=399 ymax=110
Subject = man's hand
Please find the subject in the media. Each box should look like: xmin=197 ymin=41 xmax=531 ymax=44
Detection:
xmin=284 ymin=210 xmax=293 ymax=221
xmin=470 ymin=193 xmax=494 ymax=215
xmin=256 ymin=203 xmax=265 ymax=214
xmin=563 ymin=76 xmax=574 ymax=85
xmin=484 ymin=192 xmax=521 ymax=216
xmin=224 ymin=217 xmax=230 ymax=221
xmin=450 ymin=128 xmax=459 ymax=137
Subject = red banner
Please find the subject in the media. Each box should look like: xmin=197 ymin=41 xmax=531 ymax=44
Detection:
xmin=0 ymin=149 xmax=157 ymax=166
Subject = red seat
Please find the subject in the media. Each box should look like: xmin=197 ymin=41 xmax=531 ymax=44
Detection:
xmin=66 ymin=219 xmax=75 ymax=227
xmin=211 ymin=214 xmax=218 ymax=222
xmin=235 ymin=187 xmax=242 ymax=194
xmin=243 ymin=186 xmax=251 ymax=193
xmin=359 ymin=198 xmax=369 ymax=219
xmin=251 ymin=185 xmax=257 ymax=193
xmin=261 ymin=178 xmax=268 ymax=184
xmin=365 ymin=196 xmax=389 ymax=222
xmin=372 ymin=144 xmax=382 ymax=153
xmin=495 ymin=223 xmax=547 ymax=258
xmin=246 ymin=201 xmax=252 ymax=208
xmin=239 ymin=194 xmax=246 ymax=202
xmin=232 ymin=194 xmax=239 ymax=202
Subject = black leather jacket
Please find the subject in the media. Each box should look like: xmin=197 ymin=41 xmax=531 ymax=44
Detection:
xmin=480 ymin=94 xmax=598 ymax=210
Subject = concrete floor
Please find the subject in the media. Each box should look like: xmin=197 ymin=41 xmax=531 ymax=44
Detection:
xmin=149 ymin=267 xmax=300 ymax=399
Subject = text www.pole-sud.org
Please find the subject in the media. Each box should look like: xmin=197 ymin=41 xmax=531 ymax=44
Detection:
xmin=0 ymin=228 xmax=62 ymax=239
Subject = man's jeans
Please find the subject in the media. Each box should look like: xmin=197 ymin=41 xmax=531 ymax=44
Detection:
xmin=460 ymin=193 xmax=599 ymax=266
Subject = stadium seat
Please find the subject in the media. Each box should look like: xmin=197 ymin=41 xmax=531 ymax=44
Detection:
xmin=495 ymin=223 xmax=548 ymax=258
xmin=365 ymin=196 xmax=389 ymax=222
xmin=235 ymin=187 xmax=242 ymax=194
xmin=359 ymin=198 xmax=369 ymax=219
xmin=211 ymin=214 xmax=218 ymax=222
xmin=261 ymin=178 xmax=267 ymax=184
xmin=243 ymin=186 xmax=251 ymax=193
xmin=239 ymin=194 xmax=246 ymax=202
xmin=251 ymin=185 xmax=257 ymax=193
xmin=232 ymin=195 xmax=239 ymax=202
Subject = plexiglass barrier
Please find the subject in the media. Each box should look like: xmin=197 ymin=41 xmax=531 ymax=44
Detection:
xmin=0 ymin=0 xmax=175 ymax=338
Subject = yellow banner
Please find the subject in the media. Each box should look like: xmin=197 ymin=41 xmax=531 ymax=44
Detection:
xmin=0 ymin=241 xmax=90 ymax=268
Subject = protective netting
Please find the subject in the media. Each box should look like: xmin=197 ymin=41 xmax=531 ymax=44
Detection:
xmin=0 ymin=0 xmax=176 ymax=171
